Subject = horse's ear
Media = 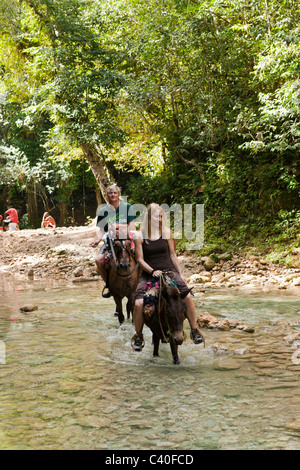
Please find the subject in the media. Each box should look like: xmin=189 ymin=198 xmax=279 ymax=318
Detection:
xmin=180 ymin=288 xmax=193 ymax=299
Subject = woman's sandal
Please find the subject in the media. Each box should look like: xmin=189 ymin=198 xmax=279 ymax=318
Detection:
xmin=190 ymin=328 xmax=205 ymax=346
xmin=131 ymin=334 xmax=145 ymax=351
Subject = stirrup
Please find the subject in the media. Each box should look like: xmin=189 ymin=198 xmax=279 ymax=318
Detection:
xmin=190 ymin=328 xmax=205 ymax=346
xmin=131 ymin=334 xmax=145 ymax=351
xmin=102 ymin=286 xmax=111 ymax=298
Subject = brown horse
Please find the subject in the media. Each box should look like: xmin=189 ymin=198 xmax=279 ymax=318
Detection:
xmin=143 ymin=280 xmax=191 ymax=365
xmin=107 ymin=239 xmax=140 ymax=325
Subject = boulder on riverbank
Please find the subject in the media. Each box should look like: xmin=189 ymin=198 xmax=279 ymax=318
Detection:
xmin=1 ymin=226 xmax=300 ymax=292
xmin=197 ymin=312 xmax=255 ymax=333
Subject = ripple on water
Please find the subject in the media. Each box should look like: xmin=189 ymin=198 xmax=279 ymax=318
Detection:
xmin=0 ymin=281 xmax=300 ymax=450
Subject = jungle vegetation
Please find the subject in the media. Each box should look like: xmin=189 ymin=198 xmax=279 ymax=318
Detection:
xmin=0 ymin=0 xmax=299 ymax=262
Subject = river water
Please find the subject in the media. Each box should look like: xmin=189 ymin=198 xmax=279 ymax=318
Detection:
xmin=0 ymin=275 xmax=300 ymax=450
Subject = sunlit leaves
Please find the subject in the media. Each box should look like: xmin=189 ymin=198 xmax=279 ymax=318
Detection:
xmin=1 ymin=0 xmax=300 ymax=226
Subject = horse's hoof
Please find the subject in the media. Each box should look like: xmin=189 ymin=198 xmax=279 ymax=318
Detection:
xmin=173 ymin=357 xmax=180 ymax=365
xmin=102 ymin=288 xmax=111 ymax=298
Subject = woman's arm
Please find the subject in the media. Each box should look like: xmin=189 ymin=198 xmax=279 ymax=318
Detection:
xmin=134 ymin=235 xmax=161 ymax=276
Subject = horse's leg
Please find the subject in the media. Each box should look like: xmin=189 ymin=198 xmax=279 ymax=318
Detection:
xmin=170 ymin=339 xmax=180 ymax=365
xmin=127 ymin=292 xmax=136 ymax=322
xmin=152 ymin=334 xmax=160 ymax=357
xmin=126 ymin=299 xmax=131 ymax=321
xmin=114 ymin=296 xmax=124 ymax=325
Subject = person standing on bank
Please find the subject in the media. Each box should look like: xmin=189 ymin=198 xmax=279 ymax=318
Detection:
xmin=4 ymin=207 xmax=19 ymax=231
xmin=131 ymin=203 xmax=205 ymax=351
xmin=90 ymin=185 xmax=136 ymax=298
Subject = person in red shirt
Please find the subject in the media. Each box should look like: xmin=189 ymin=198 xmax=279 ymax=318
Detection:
xmin=5 ymin=208 xmax=19 ymax=224
xmin=4 ymin=207 xmax=19 ymax=231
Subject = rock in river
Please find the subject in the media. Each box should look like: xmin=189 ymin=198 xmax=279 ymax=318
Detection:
xmin=20 ymin=304 xmax=38 ymax=313
xmin=197 ymin=312 xmax=255 ymax=333
xmin=286 ymin=419 xmax=300 ymax=432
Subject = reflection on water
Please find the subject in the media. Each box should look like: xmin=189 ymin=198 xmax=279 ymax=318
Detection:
xmin=0 ymin=275 xmax=300 ymax=450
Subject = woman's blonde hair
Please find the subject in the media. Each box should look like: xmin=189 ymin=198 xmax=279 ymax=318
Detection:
xmin=141 ymin=203 xmax=170 ymax=242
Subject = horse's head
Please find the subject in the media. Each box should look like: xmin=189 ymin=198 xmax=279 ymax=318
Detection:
xmin=113 ymin=239 xmax=133 ymax=271
xmin=161 ymin=285 xmax=190 ymax=345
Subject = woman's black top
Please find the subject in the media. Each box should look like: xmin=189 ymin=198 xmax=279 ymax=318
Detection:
xmin=142 ymin=236 xmax=174 ymax=273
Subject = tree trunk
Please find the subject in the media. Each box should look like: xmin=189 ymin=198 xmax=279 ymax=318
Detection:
xmin=95 ymin=187 xmax=102 ymax=206
xmin=80 ymin=143 xmax=115 ymax=203
xmin=59 ymin=200 xmax=68 ymax=226
xmin=176 ymin=152 xmax=206 ymax=182
xmin=27 ymin=179 xmax=39 ymax=228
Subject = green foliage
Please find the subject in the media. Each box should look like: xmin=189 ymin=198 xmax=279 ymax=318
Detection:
xmin=0 ymin=0 xmax=300 ymax=247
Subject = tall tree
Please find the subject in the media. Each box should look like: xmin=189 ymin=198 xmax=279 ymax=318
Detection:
xmin=0 ymin=0 xmax=127 ymax=200
xmin=25 ymin=0 xmax=125 ymax=200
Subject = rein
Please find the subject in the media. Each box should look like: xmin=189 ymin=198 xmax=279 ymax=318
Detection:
xmin=157 ymin=273 xmax=176 ymax=343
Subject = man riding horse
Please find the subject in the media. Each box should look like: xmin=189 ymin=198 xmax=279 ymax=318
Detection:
xmin=90 ymin=185 xmax=136 ymax=298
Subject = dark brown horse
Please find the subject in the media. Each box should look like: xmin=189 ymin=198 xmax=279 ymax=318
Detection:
xmin=107 ymin=239 xmax=140 ymax=325
xmin=143 ymin=281 xmax=191 ymax=365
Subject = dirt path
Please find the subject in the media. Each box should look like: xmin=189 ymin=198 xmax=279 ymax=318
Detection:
xmin=1 ymin=225 xmax=300 ymax=292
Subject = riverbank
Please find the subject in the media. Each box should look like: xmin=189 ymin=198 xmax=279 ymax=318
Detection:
xmin=1 ymin=225 xmax=300 ymax=293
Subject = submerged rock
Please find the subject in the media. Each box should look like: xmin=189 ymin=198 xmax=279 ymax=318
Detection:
xmin=211 ymin=343 xmax=230 ymax=355
xmin=72 ymin=277 xmax=98 ymax=283
xmin=73 ymin=266 xmax=84 ymax=277
xmin=213 ymin=359 xmax=241 ymax=371
xmin=284 ymin=332 xmax=300 ymax=344
xmin=286 ymin=419 xmax=300 ymax=432
xmin=27 ymin=269 xmax=34 ymax=278
xmin=20 ymin=304 xmax=38 ymax=313
xmin=242 ymin=325 xmax=255 ymax=333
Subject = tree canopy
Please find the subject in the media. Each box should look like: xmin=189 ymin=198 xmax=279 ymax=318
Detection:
xmin=0 ymin=0 xmax=299 ymax=256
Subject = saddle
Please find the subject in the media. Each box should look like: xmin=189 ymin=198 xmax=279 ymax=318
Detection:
xmin=143 ymin=274 xmax=178 ymax=321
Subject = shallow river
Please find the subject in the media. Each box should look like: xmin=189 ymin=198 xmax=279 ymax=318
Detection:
xmin=0 ymin=275 xmax=300 ymax=450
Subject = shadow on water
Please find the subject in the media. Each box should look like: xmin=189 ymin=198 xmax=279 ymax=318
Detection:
xmin=0 ymin=274 xmax=300 ymax=450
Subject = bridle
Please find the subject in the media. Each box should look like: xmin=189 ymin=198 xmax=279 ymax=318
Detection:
xmin=108 ymin=236 xmax=140 ymax=278
xmin=156 ymin=273 xmax=185 ymax=343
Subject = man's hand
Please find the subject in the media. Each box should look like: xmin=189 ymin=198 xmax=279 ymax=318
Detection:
xmin=90 ymin=239 xmax=100 ymax=248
